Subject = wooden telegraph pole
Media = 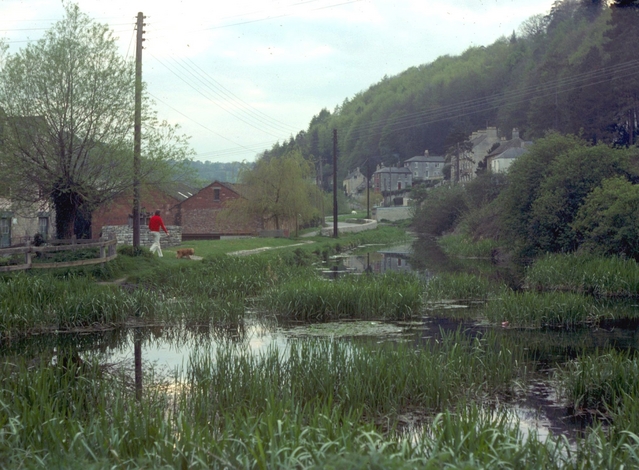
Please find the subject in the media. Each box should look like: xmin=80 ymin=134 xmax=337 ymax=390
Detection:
xmin=332 ymin=129 xmax=338 ymax=238
xmin=133 ymin=12 xmax=145 ymax=248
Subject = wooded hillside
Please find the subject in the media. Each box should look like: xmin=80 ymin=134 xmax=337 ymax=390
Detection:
xmin=261 ymin=0 xmax=639 ymax=184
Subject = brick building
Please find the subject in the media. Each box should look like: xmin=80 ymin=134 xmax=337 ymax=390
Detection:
xmin=174 ymin=181 xmax=262 ymax=239
xmin=91 ymin=186 xmax=187 ymax=239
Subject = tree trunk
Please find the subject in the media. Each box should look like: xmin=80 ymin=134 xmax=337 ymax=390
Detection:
xmin=52 ymin=184 xmax=82 ymax=239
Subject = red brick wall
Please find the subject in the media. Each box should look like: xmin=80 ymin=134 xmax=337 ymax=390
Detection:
xmin=91 ymin=189 xmax=179 ymax=239
xmin=177 ymin=183 xmax=261 ymax=235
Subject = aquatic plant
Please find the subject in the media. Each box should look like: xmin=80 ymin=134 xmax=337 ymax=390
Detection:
xmin=263 ymin=272 xmax=423 ymax=320
xmin=525 ymin=253 xmax=639 ymax=297
xmin=424 ymin=272 xmax=500 ymax=302
xmin=556 ymin=350 xmax=639 ymax=415
xmin=1 ymin=334 xmax=639 ymax=468
xmin=437 ymin=234 xmax=499 ymax=259
xmin=483 ymin=291 xmax=602 ymax=328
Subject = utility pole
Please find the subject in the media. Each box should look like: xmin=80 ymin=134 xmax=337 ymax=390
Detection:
xmin=333 ymin=129 xmax=338 ymax=238
xmin=133 ymin=12 xmax=145 ymax=248
xmin=366 ymin=158 xmax=370 ymax=220
xmin=455 ymin=142 xmax=460 ymax=184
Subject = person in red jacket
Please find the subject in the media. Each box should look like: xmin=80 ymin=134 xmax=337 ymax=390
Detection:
xmin=148 ymin=210 xmax=169 ymax=257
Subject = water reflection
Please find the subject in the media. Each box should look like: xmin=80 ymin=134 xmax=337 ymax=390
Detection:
xmin=325 ymin=244 xmax=420 ymax=277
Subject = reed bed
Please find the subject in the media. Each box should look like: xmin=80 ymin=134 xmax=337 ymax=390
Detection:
xmin=424 ymin=272 xmax=502 ymax=302
xmin=483 ymin=291 xmax=603 ymax=328
xmin=3 ymin=337 xmax=639 ymax=468
xmin=556 ymin=350 xmax=639 ymax=415
xmin=137 ymin=253 xmax=313 ymax=300
xmin=437 ymin=234 xmax=499 ymax=259
xmin=263 ymin=272 xmax=423 ymax=320
xmin=0 ymin=331 xmax=530 ymax=468
xmin=526 ymin=253 xmax=639 ymax=297
xmin=0 ymin=272 xmax=246 ymax=338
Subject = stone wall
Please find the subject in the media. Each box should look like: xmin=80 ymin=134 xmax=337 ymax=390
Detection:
xmin=102 ymin=225 xmax=182 ymax=247
xmin=374 ymin=206 xmax=413 ymax=222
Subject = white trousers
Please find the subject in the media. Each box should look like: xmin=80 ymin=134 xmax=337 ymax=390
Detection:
xmin=150 ymin=231 xmax=163 ymax=257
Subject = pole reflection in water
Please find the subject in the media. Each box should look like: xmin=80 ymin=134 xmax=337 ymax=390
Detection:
xmin=134 ymin=328 xmax=142 ymax=400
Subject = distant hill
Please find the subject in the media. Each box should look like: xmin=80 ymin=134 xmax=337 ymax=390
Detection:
xmin=261 ymin=0 xmax=638 ymax=183
xmin=189 ymin=160 xmax=244 ymax=186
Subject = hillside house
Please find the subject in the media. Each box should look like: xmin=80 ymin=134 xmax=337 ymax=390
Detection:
xmin=450 ymin=127 xmax=501 ymax=182
xmin=372 ymin=164 xmax=413 ymax=193
xmin=484 ymin=129 xmax=532 ymax=173
xmin=343 ymin=167 xmax=367 ymax=196
xmin=404 ymin=150 xmax=445 ymax=181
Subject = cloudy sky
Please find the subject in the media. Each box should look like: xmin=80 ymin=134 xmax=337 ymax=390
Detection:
xmin=1 ymin=0 xmax=555 ymax=162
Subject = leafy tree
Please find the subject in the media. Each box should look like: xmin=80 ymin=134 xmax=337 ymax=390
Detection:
xmin=572 ymin=176 xmax=639 ymax=258
xmin=499 ymin=133 xmax=637 ymax=255
xmin=223 ymin=150 xmax=320 ymax=230
xmin=0 ymin=4 xmax=192 ymax=239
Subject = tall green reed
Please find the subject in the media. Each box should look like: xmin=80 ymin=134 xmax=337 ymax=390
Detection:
xmin=425 ymin=272 xmax=501 ymax=302
xmin=263 ymin=272 xmax=423 ymax=320
xmin=483 ymin=291 xmax=603 ymax=328
xmin=526 ymin=253 xmax=639 ymax=297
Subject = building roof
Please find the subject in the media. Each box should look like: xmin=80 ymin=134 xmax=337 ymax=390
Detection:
xmin=373 ymin=166 xmax=412 ymax=175
xmin=486 ymin=137 xmax=532 ymax=158
xmin=404 ymin=155 xmax=445 ymax=164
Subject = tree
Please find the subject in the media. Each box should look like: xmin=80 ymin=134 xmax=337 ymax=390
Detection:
xmin=223 ymin=150 xmax=321 ymax=230
xmin=572 ymin=176 xmax=639 ymax=259
xmin=499 ymin=133 xmax=637 ymax=256
xmin=0 ymin=4 xmax=192 ymax=239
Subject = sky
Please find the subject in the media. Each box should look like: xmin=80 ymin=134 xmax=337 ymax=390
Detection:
xmin=0 ymin=0 xmax=556 ymax=163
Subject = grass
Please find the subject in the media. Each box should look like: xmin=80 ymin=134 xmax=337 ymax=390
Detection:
xmin=556 ymin=349 xmax=639 ymax=415
xmin=0 ymin=331 xmax=536 ymax=468
xmin=424 ymin=272 xmax=503 ymax=302
xmin=525 ymin=253 xmax=639 ymax=297
xmin=263 ymin=271 xmax=423 ymax=320
xmin=5 ymin=333 xmax=639 ymax=468
xmin=483 ymin=291 xmax=603 ymax=328
xmin=438 ymin=234 xmax=499 ymax=259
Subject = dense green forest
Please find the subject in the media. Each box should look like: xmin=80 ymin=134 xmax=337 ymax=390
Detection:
xmin=260 ymin=0 xmax=639 ymax=185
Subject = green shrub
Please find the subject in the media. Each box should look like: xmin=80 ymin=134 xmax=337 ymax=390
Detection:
xmin=412 ymin=184 xmax=467 ymax=236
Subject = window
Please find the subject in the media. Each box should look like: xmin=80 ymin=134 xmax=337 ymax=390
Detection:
xmin=213 ymin=188 xmax=220 ymax=201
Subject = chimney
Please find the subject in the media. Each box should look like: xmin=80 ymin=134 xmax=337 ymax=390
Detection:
xmin=424 ymin=149 xmax=429 ymax=157
xmin=512 ymin=128 xmax=519 ymax=139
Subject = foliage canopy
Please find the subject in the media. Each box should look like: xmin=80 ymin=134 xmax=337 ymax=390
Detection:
xmin=0 ymin=4 xmax=193 ymax=238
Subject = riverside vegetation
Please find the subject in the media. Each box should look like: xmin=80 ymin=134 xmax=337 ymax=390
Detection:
xmin=2 ymin=222 xmax=639 ymax=468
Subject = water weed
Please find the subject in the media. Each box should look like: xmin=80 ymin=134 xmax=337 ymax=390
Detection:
xmin=263 ymin=272 xmax=423 ymax=320
xmin=483 ymin=291 xmax=602 ymax=328
xmin=438 ymin=234 xmax=499 ymax=259
xmin=425 ymin=272 xmax=501 ymax=302
xmin=526 ymin=253 xmax=639 ymax=297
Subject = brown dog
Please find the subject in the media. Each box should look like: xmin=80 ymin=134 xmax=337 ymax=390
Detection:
xmin=176 ymin=248 xmax=195 ymax=259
